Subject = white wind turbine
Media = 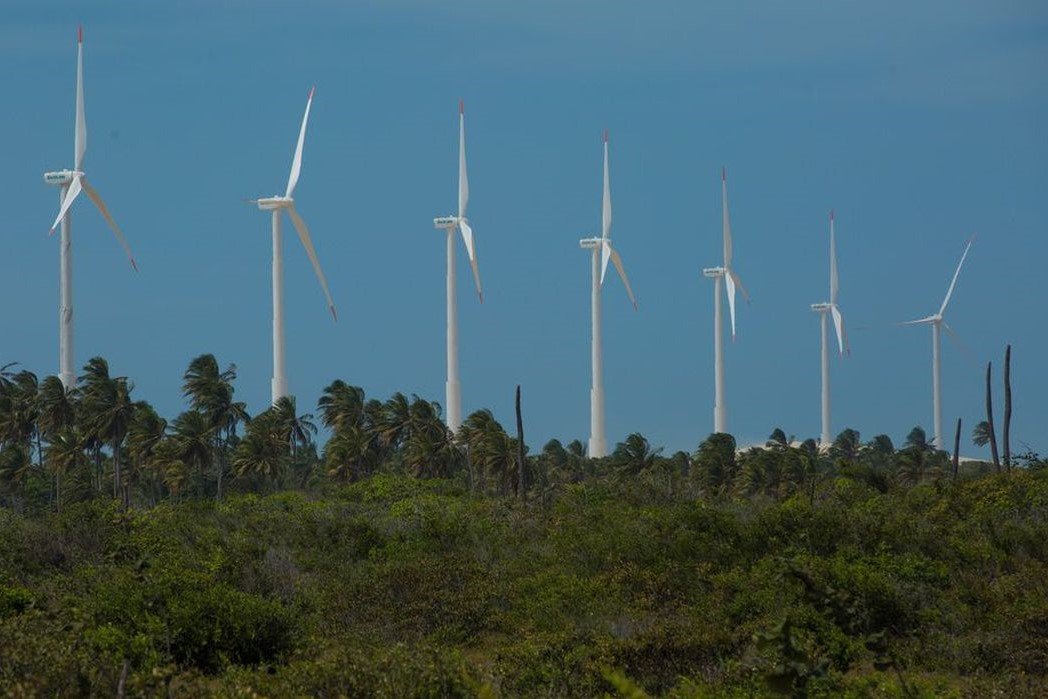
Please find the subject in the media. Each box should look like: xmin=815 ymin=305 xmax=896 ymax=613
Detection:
xmin=702 ymin=169 xmax=749 ymax=435
xmin=248 ymin=87 xmax=337 ymax=404
xmin=579 ymin=131 xmax=637 ymax=458
xmin=901 ymin=237 xmax=974 ymax=450
xmin=433 ymin=101 xmax=483 ymax=434
xmin=810 ymin=210 xmax=848 ymax=448
xmin=44 ymin=26 xmax=138 ymax=389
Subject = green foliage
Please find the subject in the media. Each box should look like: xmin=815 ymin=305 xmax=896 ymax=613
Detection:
xmin=0 ymin=470 xmax=1044 ymax=694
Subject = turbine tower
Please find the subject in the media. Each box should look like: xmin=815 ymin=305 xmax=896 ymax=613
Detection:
xmin=702 ymin=169 xmax=748 ymax=435
xmin=44 ymin=26 xmax=138 ymax=389
xmin=901 ymin=237 xmax=973 ymax=450
xmin=810 ymin=210 xmax=848 ymax=448
xmin=248 ymin=87 xmax=337 ymax=404
xmin=433 ymin=101 xmax=483 ymax=434
xmin=579 ymin=131 xmax=637 ymax=458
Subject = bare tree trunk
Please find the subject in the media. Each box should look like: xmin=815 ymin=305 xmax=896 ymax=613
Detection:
xmin=116 ymin=659 xmax=128 ymax=698
xmin=1003 ymin=344 xmax=1012 ymax=471
xmin=952 ymin=418 xmax=961 ymax=480
xmin=985 ymin=362 xmax=1001 ymax=472
xmin=515 ymin=385 xmax=526 ymax=499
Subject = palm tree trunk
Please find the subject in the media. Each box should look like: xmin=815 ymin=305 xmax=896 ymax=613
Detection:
xmin=985 ymin=362 xmax=1000 ymax=472
xmin=952 ymin=418 xmax=961 ymax=480
xmin=115 ymin=443 xmax=120 ymax=500
xmin=515 ymin=385 xmax=525 ymax=500
xmin=1003 ymin=345 xmax=1012 ymax=471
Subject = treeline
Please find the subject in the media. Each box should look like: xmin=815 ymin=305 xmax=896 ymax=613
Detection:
xmin=0 ymin=354 xmax=1044 ymax=515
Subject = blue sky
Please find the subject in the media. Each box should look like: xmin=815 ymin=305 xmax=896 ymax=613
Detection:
xmin=1 ymin=1 xmax=1046 ymax=456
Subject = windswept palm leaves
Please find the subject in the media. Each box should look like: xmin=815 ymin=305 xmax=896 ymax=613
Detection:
xmin=79 ymin=358 xmax=136 ymax=505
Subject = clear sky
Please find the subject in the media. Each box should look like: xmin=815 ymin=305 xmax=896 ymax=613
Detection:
xmin=1 ymin=1 xmax=1045 ymax=457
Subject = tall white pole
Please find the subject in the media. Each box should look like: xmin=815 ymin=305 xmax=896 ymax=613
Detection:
xmin=58 ymin=185 xmax=75 ymax=389
xmin=271 ymin=210 xmax=287 ymax=403
xmin=932 ymin=321 xmax=942 ymax=449
xmin=713 ymin=273 xmax=726 ymax=434
xmin=820 ymin=310 xmax=831 ymax=447
xmin=446 ymin=226 xmax=461 ymax=433
xmin=589 ymin=246 xmax=606 ymax=458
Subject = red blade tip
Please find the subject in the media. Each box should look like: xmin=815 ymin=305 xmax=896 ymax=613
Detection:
xmin=721 ymin=166 xmax=727 ymax=181
xmin=308 ymin=85 xmax=316 ymax=99
xmin=459 ymin=99 xmax=464 ymax=115
xmin=78 ymin=25 xmax=83 ymax=43
xmin=830 ymin=208 xmax=835 ymax=221
xmin=602 ymin=129 xmax=609 ymax=144
xmin=130 ymin=258 xmax=139 ymax=272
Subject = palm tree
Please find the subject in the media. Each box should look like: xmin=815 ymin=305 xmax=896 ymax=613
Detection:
xmin=324 ymin=425 xmax=374 ymax=482
xmin=233 ymin=412 xmax=285 ymax=489
xmin=318 ymin=380 xmax=367 ymax=433
xmin=271 ymin=396 xmax=317 ymax=460
xmin=44 ymin=428 xmax=87 ymax=513
xmin=375 ymin=392 xmax=412 ymax=452
xmin=182 ymin=354 xmax=248 ymax=498
xmin=36 ymin=376 xmax=76 ymax=441
xmin=831 ymin=428 xmax=861 ymax=464
xmin=126 ymin=401 xmax=168 ymax=504
xmin=766 ymin=428 xmax=791 ymax=451
xmin=80 ymin=359 xmax=136 ymax=505
xmin=459 ymin=410 xmax=513 ymax=492
xmin=171 ymin=410 xmax=215 ymax=497
xmin=693 ymin=433 xmax=738 ymax=495
xmin=904 ymin=426 xmax=933 ymax=452
xmin=403 ymin=396 xmax=455 ymax=479
xmin=0 ymin=370 xmax=40 ymax=460
xmin=971 ymin=421 xmax=993 ymax=448
xmin=611 ymin=433 xmax=662 ymax=477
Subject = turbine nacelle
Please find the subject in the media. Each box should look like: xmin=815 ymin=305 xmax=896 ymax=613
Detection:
xmin=579 ymin=236 xmax=603 ymax=250
xmin=254 ymin=196 xmax=294 ymax=211
xmin=702 ymin=266 xmax=726 ymax=278
xmin=433 ymin=215 xmax=459 ymax=230
xmin=810 ymin=302 xmax=831 ymax=312
xmin=44 ymin=170 xmax=80 ymax=186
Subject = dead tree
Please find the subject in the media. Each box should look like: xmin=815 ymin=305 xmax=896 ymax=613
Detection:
xmin=515 ymin=385 xmax=526 ymax=499
xmin=985 ymin=362 xmax=1001 ymax=472
xmin=952 ymin=418 xmax=962 ymax=480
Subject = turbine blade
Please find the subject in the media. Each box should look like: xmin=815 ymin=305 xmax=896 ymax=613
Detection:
xmin=49 ymin=175 xmax=83 ymax=234
xmin=458 ymin=219 xmax=483 ymax=302
xmin=286 ymin=206 xmax=336 ymax=321
xmin=831 ymin=304 xmax=846 ymax=356
xmin=75 ymin=26 xmax=86 ymax=171
xmin=729 ymin=268 xmax=750 ymax=303
xmin=942 ymin=321 xmax=977 ymax=365
xmin=724 ymin=268 xmax=737 ymax=338
xmin=285 ymin=86 xmax=314 ymax=198
xmin=721 ymin=168 xmax=732 ymax=268
xmin=899 ymin=315 xmax=938 ymax=326
xmin=609 ymin=246 xmax=637 ymax=310
xmin=600 ymin=239 xmax=611 ymax=285
xmin=602 ymin=130 xmax=611 ymax=240
xmin=458 ymin=101 xmax=468 ymax=218
xmin=80 ymin=177 xmax=137 ymax=271
xmin=939 ymin=236 xmax=973 ymax=316
xmin=829 ymin=210 xmax=839 ymax=305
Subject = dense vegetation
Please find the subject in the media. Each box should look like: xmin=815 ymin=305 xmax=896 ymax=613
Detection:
xmin=1 ymin=355 xmax=1047 ymax=696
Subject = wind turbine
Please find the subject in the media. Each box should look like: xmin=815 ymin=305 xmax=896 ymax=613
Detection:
xmin=248 ymin=87 xmax=336 ymax=404
xmin=433 ymin=101 xmax=482 ymax=434
xmin=579 ymin=131 xmax=637 ymax=458
xmin=702 ymin=169 xmax=749 ymax=435
xmin=810 ymin=210 xmax=848 ymax=448
xmin=44 ymin=26 xmax=138 ymax=389
xmin=901 ymin=237 xmax=973 ymax=450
